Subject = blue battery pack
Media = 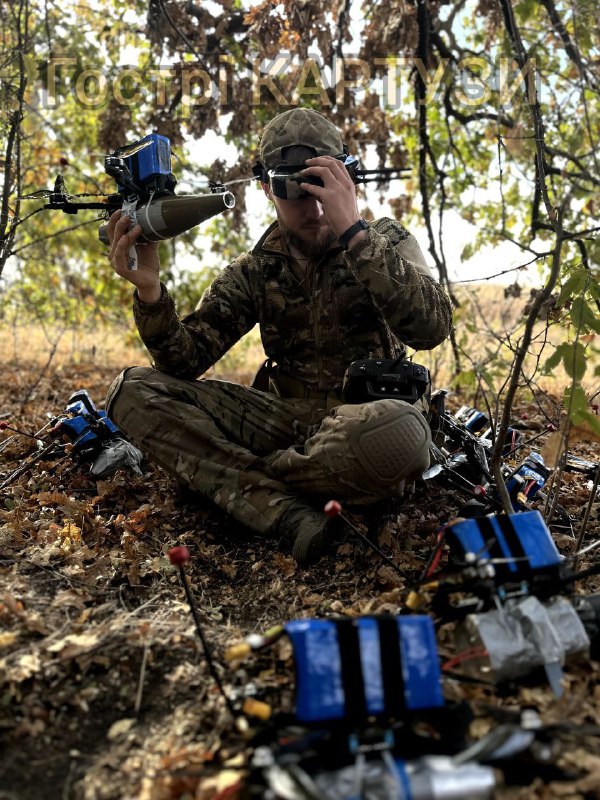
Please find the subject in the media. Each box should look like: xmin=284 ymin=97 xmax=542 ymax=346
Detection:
xmin=119 ymin=133 xmax=172 ymax=186
xmin=97 ymin=410 xmax=119 ymax=436
xmin=284 ymin=615 xmax=444 ymax=724
xmin=57 ymin=411 xmax=121 ymax=454
xmin=446 ymin=510 xmax=562 ymax=580
xmin=505 ymin=452 xmax=550 ymax=506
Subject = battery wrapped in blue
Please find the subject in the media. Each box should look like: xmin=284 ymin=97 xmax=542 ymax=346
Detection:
xmin=505 ymin=452 xmax=550 ymax=506
xmin=446 ymin=510 xmax=562 ymax=581
xmin=284 ymin=615 xmax=444 ymax=724
xmin=57 ymin=411 xmax=119 ymax=454
xmin=118 ymin=133 xmax=172 ymax=186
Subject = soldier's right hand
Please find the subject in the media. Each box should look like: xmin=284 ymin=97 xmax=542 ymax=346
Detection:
xmin=107 ymin=210 xmax=162 ymax=304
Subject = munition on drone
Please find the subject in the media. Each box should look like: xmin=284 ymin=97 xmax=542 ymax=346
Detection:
xmin=98 ymin=192 xmax=236 ymax=246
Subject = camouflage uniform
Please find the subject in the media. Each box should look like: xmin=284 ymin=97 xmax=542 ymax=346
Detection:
xmin=106 ymin=216 xmax=452 ymax=535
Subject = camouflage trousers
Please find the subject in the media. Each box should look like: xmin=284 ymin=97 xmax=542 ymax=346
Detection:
xmin=106 ymin=367 xmax=431 ymax=536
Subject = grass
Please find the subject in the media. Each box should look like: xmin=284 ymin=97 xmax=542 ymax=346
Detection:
xmin=1 ymin=281 xmax=594 ymax=403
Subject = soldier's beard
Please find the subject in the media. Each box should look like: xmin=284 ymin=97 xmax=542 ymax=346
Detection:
xmin=280 ymin=223 xmax=336 ymax=258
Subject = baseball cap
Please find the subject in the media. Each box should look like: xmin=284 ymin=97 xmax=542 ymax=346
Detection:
xmin=259 ymin=108 xmax=345 ymax=169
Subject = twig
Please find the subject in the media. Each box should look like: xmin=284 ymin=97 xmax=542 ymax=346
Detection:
xmin=489 ymin=0 xmax=568 ymax=513
xmin=545 ymin=450 xmax=568 ymax=525
xmin=573 ymin=465 xmax=600 ymax=571
xmin=456 ymin=259 xmax=545 ymax=284
xmin=134 ymin=643 xmax=150 ymax=715
xmin=8 ymin=217 xmax=102 ymax=257
xmin=18 ymin=329 xmax=66 ymax=413
xmin=0 ymin=443 xmax=65 ymax=490
xmin=0 ymin=1 xmax=29 ymax=280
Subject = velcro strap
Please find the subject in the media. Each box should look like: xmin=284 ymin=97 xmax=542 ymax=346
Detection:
xmin=476 ymin=517 xmax=506 ymax=564
xmin=477 ymin=515 xmax=531 ymax=578
xmin=496 ymin=514 xmax=531 ymax=575
xmin=376 ymin=616 xmax=406 ymax=717
xmin=334 ymin=619 xmax=368 ymax=722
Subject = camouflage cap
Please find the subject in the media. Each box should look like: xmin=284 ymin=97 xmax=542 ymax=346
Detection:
xmin=259 ymin=109 xmax=344 ymax=169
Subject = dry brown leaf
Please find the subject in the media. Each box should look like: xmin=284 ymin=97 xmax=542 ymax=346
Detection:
xmin=0 ymin=631 xmax=19 ymax=648
xmin=2 ymin=592 xmax=25 ymax=617
xmin=542 ymin=417 xmax=600 ymax=468
xmin=46 ymin=631 xmax=102 ymax=659
xmin=107 ymin=718 xmax=136 ymax=741
xmin=272 ymin=552 xmax=297 ymax=577
xmin=302 ymin=592 xmax=322 ymax=608
xmin=51 ymin=589 xmax=89 ymax=609
xmin=36 ymin=491 xmax=71 ymax=505
xmin=3 ymin=651 xmax=42 ymax=682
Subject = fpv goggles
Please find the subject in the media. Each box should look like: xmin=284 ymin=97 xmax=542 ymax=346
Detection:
xmin=256 ymin=154 xmax=360 ymax=200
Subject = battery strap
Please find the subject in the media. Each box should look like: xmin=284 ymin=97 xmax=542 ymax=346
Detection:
xmin=495 ymin=515 xmax=531 ymax=574
xmin=476 ymin=517 xmax=505 ymax=564
xmin=477 ymin=516 xmax=531 ymax=577
xmin=335 ymin=619 xmax=368 ymax=722
xmin=495 ymin=514 xmax=527 ymax=557
xmin=376 ymin=616 xmax=406 ymax=717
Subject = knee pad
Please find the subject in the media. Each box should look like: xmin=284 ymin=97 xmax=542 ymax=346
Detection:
xmin=348 ymin=400 xmax=431 ymax=486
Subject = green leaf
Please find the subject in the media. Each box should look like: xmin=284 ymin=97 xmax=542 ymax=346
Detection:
xmin=22 ymin=54 xmax=38 ymax=85
xmin=557 ymin=269 xmax=588 ymax=307
xmin=563 ymin=385 xmax=588 ymax=415
xmin=572 ymin=408 xmax=600 ymax=440
xmin=453 ymin=369 xmax=477 ymax=389
xmin=561 ymin=342 xmax=587 ymax=381
xmin=460 ymin=242 xmax=474 ymax=261
xmin=589 ymin=276 xmax=600 ymax=302
xmin=570 ymin=296 xmax=600 ymax=334
xmin=542 ymin=345 xmax=564 ymax=375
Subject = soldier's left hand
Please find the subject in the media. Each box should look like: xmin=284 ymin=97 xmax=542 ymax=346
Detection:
xmin=299 ymin=156 xmax=362 ymax=239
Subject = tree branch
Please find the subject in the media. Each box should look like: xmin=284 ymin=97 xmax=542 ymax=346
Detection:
xmin=491 ymin=0 xmax=569 ymax=513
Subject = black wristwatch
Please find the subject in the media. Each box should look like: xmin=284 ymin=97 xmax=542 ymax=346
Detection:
xmin=338 ymin=218 xmax=369 ymax=249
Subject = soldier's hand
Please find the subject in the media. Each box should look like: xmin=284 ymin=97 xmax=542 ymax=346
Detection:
xmin=299 ymin=156 xmax=365 ymax=247
xmin=107 ymin=210 xmax=162 ymax=304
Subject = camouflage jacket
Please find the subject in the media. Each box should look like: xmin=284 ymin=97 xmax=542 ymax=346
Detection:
xmin=133 ymin=217 xmax=452 ymax=394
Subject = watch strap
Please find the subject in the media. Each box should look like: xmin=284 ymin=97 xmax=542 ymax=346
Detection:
xmin=338 ymin=218 xmax=369 ymax=249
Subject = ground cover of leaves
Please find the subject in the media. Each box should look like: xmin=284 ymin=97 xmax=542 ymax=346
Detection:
xmin=0 ymin=361 xmax=599 ymax=800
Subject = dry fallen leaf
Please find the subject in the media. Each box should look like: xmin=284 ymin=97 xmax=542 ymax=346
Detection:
xmin=107 ymin=718 xmax=136 ymax=741
xmin=46 ymin=631 xmax=102 ymax=659
xmin=542 ymin=417 xmax=600 ymax=468
xmin=4 ymin=651 xmax=42 ymax=682
xmin=0 ymin=631 xmax=19 ymax=649
xmin=272 ymin=552 xmax=297 ymax=577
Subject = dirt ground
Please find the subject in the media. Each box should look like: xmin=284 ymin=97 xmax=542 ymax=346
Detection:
xmin=1 ymin=360 xmax=599 ymax=800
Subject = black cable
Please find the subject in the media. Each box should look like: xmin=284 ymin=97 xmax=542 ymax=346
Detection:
xmin=176 ymin=564 xmax=239 ymax=720
xmin=559 ymin=561 xmax=600 ymax=586
xmin=340 ymin=512 xmax=409 ymax=580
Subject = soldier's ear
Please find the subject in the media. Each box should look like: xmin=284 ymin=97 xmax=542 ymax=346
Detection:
xmin=262 ymin=182 xmax=274 ymax=202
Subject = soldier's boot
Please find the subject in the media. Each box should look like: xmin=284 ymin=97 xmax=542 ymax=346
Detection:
xmin=274 ymin=502 xmax=330 ymax=566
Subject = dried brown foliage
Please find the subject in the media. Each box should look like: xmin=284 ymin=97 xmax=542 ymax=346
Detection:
xmin=0 ymin=359 xmax=599 ymax=798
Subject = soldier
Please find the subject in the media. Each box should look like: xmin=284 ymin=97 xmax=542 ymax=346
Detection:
xmin=106 ymin=108 xmax=452 ymax=565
